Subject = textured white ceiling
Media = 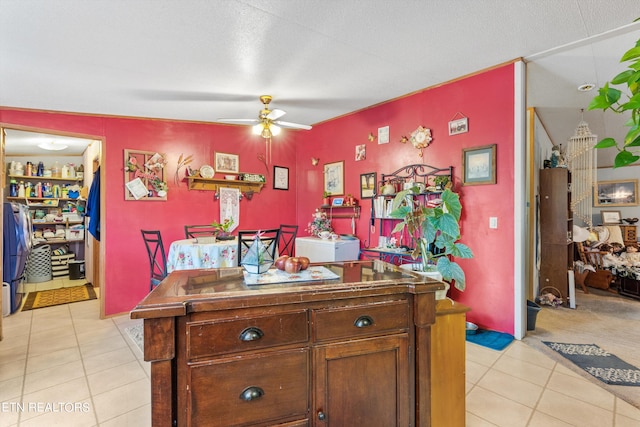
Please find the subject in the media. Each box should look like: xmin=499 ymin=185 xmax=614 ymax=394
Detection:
xmin=1 ymin=0 xmax=639 ymax=165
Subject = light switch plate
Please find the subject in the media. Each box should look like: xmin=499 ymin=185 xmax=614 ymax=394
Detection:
xmin=378 ymin=126 xmax=389 ymax=144
xmin=489 ymin=217 xmax=498 ymax=229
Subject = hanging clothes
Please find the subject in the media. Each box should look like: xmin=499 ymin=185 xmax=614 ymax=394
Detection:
xmin=86 ymin=166 xmax=101 ymax=241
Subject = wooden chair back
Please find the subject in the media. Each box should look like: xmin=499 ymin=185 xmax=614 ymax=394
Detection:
xmin=141 ymin=229 xmax=167 ymax=291
xmin=237 ymin=228 xmax=280 ymax=264
xmin=184 ymin=224 xmax=218 ymax=239
xmin=278 ymin=224 xmax=298 ymax=257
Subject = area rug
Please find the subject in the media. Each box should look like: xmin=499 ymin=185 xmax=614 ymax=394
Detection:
xmin=125 ymin=324 xmax=144 ymax=352
xmin=543 ymin=342 xmax=640 ymax=386
xmin=21 ymin=284 xmax=96 ymax=311
xmin=466 ymin=329 xmax=514 ymax=351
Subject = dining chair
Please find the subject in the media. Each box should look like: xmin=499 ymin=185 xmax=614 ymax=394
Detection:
xmin=278 ymin=224 xmax=298 ymax=257
xmin=184 ymin=224 xmax=218 ymax=239
xmin=141 ymin=229 xmax=167 ymax=291
xmin=237 ymin=228 xmax=280 ymax=264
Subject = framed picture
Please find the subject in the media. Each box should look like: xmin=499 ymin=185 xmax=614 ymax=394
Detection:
xmin=273 ymin=166 xmax=289 ymax=190
xmin=332 ymin=197 xmax=344 ymax=206
xmin=355 ymin=144 xmax=366 ymax=161
xmin=594 ymin=179 xmax=639 ymax=207
xmin=601 ymin=210 xmax=622 ymax=225
xmin=449 ymin=117 xmax=468 ymax=135
xmin=214 ymin=152 xmax=239 ymax=174
xmin=324 ymin=161 xmax=344 ymax=195
xmin=462 ymin=144 xmax=496 ymax=185
xmin=360 ymin=172 xmax=377 ymax=199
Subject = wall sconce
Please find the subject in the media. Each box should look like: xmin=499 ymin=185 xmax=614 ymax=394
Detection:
xmin=311 ymin=157 xmax=319 ymax=166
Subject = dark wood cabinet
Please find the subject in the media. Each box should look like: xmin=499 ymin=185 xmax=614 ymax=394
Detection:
xmin=539 ymin=168 xmax=573 ymax=305
xmin=619 ymin=225 xmax=637 ymax=246
xmin=131 ymin=262 xmax=448 ymax=427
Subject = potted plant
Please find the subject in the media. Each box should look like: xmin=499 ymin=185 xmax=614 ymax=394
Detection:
xmin=434 ymin=175 xmax=450 ymax=191
xmin=322 ymin=191 xmax=331 ymax=207
xmin=389 ymin=187 xmax=473 ymax=291
xmin=211 ymin=217 xmax=234 ymax=240
xmin=588 ymin=25 xmax=640 ymax=168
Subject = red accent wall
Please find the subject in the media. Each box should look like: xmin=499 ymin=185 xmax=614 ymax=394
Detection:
xmin=1 ymin=63 xmax=516 ymax=332
xmin=0 ymin=110 xmax=298 ymax=315
xmin=295 ymin=64 xmax=516 ymax=333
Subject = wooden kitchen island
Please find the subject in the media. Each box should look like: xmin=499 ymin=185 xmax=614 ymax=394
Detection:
xmin=130 ymin=260 xmax=449 ymax=427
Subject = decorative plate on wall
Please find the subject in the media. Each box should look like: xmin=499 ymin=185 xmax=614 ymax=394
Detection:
xmin=199 ymin=165 xmax=214 ymax=178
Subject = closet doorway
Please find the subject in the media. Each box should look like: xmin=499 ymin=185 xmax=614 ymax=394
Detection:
xmin=1 ymin=126 xmax=104 ymax=316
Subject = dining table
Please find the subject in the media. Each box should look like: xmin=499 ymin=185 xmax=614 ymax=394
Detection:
xmin=166 ymin=237 xmax=237 ymax=272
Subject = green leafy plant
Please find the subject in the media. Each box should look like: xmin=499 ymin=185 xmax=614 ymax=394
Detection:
xmin=434 ymin=175 xmax=450 ymax=189
xmin=389 ymin=188 xmax=473 ymax=290
xmin=588 ymin=24 xmax=640 ymax=167
xmin=211 ymin=217 xmax=234 ymax=233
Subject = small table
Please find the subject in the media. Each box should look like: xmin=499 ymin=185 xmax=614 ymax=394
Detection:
xmin=167 ymin=238 xmax=237 ymax=272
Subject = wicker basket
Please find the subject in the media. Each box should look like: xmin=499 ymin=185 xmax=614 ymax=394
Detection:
xmin=26 ymin=245 xmax=52 ymax=283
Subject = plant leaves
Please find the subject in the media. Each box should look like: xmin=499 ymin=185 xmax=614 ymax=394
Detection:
xmin=621 ymin=46 xmax=640 ymax=62
xmin=451 ymin=243 xmax=474 ymax=259
xmin=614 ymin=150 xmax=640 ymax=168
xmin=436 ymin=258 xmax=466 ymax=291
xmin=594 ymin=138 xmax=618 ymax=149
xmin=612 ymin=69 xmax=635 ymax=85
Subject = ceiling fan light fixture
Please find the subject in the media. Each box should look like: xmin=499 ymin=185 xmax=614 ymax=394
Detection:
xmin=38 ymin=141 xmax=68 ymax=151
xmin=252 ymin=123 xmax=264 ymax=135
xmin=577 ymin=83 xmax=596 ymax=92
xmin=270 ymin=124 xmax=281 ymax=136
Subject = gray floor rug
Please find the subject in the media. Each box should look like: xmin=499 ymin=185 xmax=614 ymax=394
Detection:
xmin=125 ymin=324 xmax=144 ymax=352
xmin=543 ymin=342 xmax=640 ymax=386
xmin=524 ymin=288 xmax=640 ymax=408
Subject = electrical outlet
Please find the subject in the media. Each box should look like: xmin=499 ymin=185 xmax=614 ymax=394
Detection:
xmin=489 ymin=217 xmax=498 ymax=229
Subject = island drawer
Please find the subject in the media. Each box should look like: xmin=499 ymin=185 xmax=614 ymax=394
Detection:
xmin=312 ymin=300 xmax=409 ymax=342
xmin=187 ymin=310 xmax=309 ymax=359
xmin=188 ymin=349 xmax=309 ymax=426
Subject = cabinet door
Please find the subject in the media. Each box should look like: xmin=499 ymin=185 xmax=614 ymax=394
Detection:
xmin=313 ymin=334 xmax=409 ymax=427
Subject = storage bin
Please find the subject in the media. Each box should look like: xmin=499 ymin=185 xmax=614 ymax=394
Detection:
xmin=26 ymin=245 xmax=52 ymax=283
xmin=69 ymin=260 xmax=85 ymax=280
xmin=66 ymin=228 xmax=84 ymax=241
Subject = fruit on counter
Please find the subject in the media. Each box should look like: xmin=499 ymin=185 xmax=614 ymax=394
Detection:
xmin=284 ymin=257 xmax=302 ymax=274
xmin=274 ymin=255 xmax=289 ymax=270
xmin=298 ymin=257 xmax=310 ymax=270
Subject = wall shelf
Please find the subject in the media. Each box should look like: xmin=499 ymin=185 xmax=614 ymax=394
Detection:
xmin=187 ymin=176 xmax=264 ymax=193
xmin=320 ymin=205 xmax=361 ymax=219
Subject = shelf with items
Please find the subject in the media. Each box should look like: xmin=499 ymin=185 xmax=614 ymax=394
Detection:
xmin=365 ymin=164 xmax=453 ymax=258
xmin=319 ymin=205 xmax=361 ymax=219
xmin=8 ymin=174 xmax=82 ymax=182
xmin=187 ymin=176 xmax=264 ymax=194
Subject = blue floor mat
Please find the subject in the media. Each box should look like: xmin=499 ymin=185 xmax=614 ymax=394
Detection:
xmin=466 ymin=329 xmax=514 ymax=351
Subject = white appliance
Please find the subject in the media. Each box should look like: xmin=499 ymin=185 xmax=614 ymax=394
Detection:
xmin=295 ymin=237 xmax=360 ymax=263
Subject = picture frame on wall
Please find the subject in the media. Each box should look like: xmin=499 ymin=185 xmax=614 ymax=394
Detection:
xmin=324 ymin=161 xmax=344 ymax=195
xmin=273 ymin=166 xmax=289 ymax=190
xmin=214 ymin=152 xmax=239 ymax=174
xmin=449 ymin=117 xmax=468 ymax=135
xmin=594 ymin=179 xmax=638 ymax=207
xmin=332 ymin=197 xmax=344 ymax=206
xmin=360 ymin=172 xmax=377 ymax=199
xmin=462 ymin=144 xmax=496 ymax=185
xmin=600 ymin=210 xmax=622 ymax=225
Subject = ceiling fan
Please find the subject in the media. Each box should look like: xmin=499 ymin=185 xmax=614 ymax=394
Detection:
xmin=217 ymin=95 xmax=312 ymax=138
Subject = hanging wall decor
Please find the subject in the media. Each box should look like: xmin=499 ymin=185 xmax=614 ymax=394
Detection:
xmin=219 ymin=187 xmax=240 ymax=232
xmin=409 ymin=126 xmax=433 ymax=157
xmin=448 ymin=112 xmax=469 ymax=135
xmin=124 ymin=149 xmax=168 ymax=200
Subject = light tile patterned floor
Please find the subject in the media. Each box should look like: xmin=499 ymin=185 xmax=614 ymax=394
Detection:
xmin=1 ymin=297 xmax=640 ymax=426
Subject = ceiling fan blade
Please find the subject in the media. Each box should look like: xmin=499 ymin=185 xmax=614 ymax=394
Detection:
xmin=217 ymin=118 xmax=260 ymax=125
xmin=274 ymin=120 xmax=312 ymax=130
xmin=267 ymin=109 xmax=286 ymax=121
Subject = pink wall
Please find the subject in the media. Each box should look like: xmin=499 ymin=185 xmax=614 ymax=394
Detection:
xmin=1 ymin=110 xmax=298 ymax=315
xmin=295 ymin=64 xmax=516 ymax=333
xmin=1 ymin=63 xmax=517 ymax=332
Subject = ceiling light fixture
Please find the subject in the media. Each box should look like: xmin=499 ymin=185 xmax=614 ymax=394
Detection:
xmin=577 ymin=83 xmax=596 ymax=92
xmin=38 ymin=140 xmax=68 ymax=151
xmin=252 ymin=122 xmax=281 ymax=138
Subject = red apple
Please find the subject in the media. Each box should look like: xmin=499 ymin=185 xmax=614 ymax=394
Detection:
xmin=285 ymin=257 xmax=302 ymax=274
xmin=298 ymin=257 xmax=310 ymax=270
xmin=274 ymin=255 xmax=289 ymax=271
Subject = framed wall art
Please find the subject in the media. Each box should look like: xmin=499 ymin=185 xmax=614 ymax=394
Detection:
xmin=600 ymin=210 xmax=622 ymax=225
xmin=594 ymin=179 xmax=639 ymax=207
xmin=123 ymin=149 xmax=168 ymax=200
xmin=449 ymin=117 xmax=468 ymax=135
xmin=360 ymin=172 xmax=377 ymax=199
xmin=214 ymin=152 xmax=239 ymax=174
xmin=273 ymin=165 xmax=289 ymax=190
xmin=332 ymin=197 xmax=344 ymax=206
xmin=324 ymin=161 xmax=344 ymax=195
xmin=462 ymin=144 xmax=496 ymax=185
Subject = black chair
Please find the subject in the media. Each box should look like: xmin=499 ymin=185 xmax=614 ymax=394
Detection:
xmin=141 ymin=230 xmax=167 ymax=291
xmin=237 ymin=228 xmax=280 ymax=265
xmin=278 ymin=224 xmax=298 ymax=257
xmin=184 ymin=224 xmax=218 ymax=239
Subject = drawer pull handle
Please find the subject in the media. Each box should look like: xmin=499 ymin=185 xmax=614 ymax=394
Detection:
xmin=239 ymin=386 xmax=264 ymax=401
xmin=239 ymin=327 xmax=264 ymax=342
xmin=317 ymin=411 xmax=326 ymax=421
xmin=354 ymin=315 xmax=374 ymax=328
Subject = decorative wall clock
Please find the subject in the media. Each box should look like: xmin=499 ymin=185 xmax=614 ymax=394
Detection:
xmin=410 ymin=126 xmax=433 ymax=157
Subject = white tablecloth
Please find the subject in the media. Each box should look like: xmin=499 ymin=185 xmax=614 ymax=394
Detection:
xmin=167 ymin=238 xmax=237 ymax=272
